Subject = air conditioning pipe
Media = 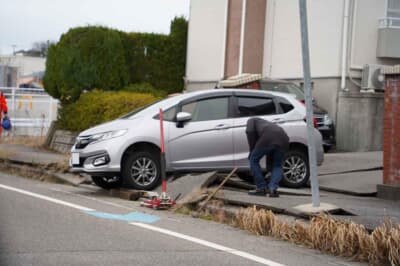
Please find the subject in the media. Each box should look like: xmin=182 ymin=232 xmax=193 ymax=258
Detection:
xmin=341 ymin=0 xmax=350 ymax=91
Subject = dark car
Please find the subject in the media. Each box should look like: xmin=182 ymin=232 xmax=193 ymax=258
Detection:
xmin=260 ymin=78 xmax=335 ymax=151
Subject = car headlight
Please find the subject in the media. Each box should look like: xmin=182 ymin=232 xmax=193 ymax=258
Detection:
xmin=90 ymin=129 xmax=128 ymax=143
xmin=323 ymin=114 xmax=333 ymax=126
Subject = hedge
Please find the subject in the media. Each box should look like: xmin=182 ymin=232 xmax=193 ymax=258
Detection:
xmin=57 ymin=90 xmax=159 ymax=132
xmin=44 ymin=17 xmax=188 ymax=103
xmin=44 ymin=26 xmax=129 ymax=103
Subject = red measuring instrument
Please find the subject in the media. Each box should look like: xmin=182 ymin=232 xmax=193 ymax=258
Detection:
xmin=140 ymin=108 xmax=176 ymax=209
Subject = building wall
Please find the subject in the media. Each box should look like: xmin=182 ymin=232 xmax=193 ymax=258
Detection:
xmin=383 ymin=74 xmax=400 ymax=185
xmin=224 ymin=0 xmax=242 ymax=78
xmin=185 ymin=0 xmax=228 ymax=89
xmin=242 ymin=0 xmax=266 ymax=74
xmin=263 ymin=0 xmax=343 ymax=79
xmin=0 ymin=55 xmax=45 ymax=77
xmin=350 ymin=0 xmax=399 ymax=68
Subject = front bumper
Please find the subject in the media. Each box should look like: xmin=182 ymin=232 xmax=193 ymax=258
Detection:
xmin=69 ymin=138 xmax=125 ymax=175
xmin=318 ymin=124 xmax=336 ymax=148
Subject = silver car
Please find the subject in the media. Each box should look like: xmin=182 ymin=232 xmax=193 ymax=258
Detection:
xmin=70 ymin=89 xmax=324 ymax=190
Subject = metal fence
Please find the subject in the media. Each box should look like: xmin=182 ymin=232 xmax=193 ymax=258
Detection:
xmin=1 ymin=87 xmax=59 ymax=136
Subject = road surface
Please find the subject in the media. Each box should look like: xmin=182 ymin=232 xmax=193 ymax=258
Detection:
xmin=0 ymin=172 xmax=365 ymax=266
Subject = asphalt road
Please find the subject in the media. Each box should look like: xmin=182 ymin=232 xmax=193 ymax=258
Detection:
xmin=0 ymin=172 xmax=365 ymax=266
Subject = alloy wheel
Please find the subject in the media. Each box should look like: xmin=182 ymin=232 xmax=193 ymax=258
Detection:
xmin=130 ymin=157 xmax=158 ymax=186
xmin=283 ymin=155 xmax=307 ymax=184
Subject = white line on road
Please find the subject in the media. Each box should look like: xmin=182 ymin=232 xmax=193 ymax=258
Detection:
xmin=0 ymin=183 xmax=286 ymax=266
xmin=131 ymin=222 xmax=286 ymax=266
xmin=0 ymin=184 xmax=95 ymax=211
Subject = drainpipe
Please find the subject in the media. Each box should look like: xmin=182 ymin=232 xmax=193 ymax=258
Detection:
xmin=238 ymin=0 xmax=247 ymax=74
xmin=341 ymin=0 xmax=350 ymax=91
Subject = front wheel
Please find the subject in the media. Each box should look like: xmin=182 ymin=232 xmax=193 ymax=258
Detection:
xmin=122 ymin=151 xmax=161 ymax=190
xmin=281 ymin=150 xmax=309 ymax=188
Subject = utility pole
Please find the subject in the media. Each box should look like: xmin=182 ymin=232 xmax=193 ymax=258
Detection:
xmin=12 ymin=45 xmax=17 ymax=55
xmin=298 ymin=0 xmax=320 ymax=207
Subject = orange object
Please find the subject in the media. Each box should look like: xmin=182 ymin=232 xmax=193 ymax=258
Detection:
xmin=0 ymin=92 xmax=7 ymax=114
xmin=0 ymin=92 xmax=8 ymax=136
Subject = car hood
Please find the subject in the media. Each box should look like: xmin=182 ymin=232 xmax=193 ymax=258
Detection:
xmin=79 ymin=117 xmax=141 ymax=136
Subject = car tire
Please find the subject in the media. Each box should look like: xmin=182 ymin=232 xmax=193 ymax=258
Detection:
xmin=91 ymin=176 xmax=123 ymax=189
xmin=281 ymin=150 xmax=309 ymax=188
xmin=122 ymin=151 xmax=161 ymax=190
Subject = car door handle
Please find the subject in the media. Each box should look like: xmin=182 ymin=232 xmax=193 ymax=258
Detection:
xmin=272 ymin=118 xmax=284 ymax=123
xmin=214 ymin=124 xmax=229 ymax=130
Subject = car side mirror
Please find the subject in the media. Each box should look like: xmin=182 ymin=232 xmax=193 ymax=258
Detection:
xmin=176 ymin=112 xmax=192 ymax=128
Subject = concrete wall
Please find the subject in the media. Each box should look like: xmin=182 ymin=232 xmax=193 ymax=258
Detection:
xmin=336 ymin=92 xmax=384 ymax=151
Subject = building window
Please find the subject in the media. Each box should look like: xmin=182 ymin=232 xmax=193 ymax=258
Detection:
xmin=381 ymin=0 xmax=400 ymax=27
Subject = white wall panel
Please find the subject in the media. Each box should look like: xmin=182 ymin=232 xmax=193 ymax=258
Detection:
xmin=186 ymin=0 xmax=228 ymax=82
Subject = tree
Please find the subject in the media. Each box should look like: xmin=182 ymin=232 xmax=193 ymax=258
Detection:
xmin=43 ymin=26 xmax=129 ymax=103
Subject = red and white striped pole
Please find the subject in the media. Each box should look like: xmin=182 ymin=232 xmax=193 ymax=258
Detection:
xmin=159 ymin=109 xmax=167 ymax=197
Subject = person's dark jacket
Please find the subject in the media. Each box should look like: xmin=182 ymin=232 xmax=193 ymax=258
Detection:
xmin=246 ymin=117 xmax=289 ymax=153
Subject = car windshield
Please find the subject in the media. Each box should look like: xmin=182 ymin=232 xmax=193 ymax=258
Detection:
xmin=261 ymin=82 xmax=305 ymax=101
xmin=120 ymin=94 xmax=186 ymax=119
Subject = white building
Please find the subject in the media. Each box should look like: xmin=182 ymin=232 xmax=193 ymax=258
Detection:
xmin=0 ymin=55 xmax=46 ymax=80
xmin=185 ymin=0 xmax=400 ymax=151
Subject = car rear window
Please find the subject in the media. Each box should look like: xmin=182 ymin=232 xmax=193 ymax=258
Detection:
xmin=277 ymin=97 xmax=294 ymax=113
xmin=236 ymin=96 xmax=277 ymax=117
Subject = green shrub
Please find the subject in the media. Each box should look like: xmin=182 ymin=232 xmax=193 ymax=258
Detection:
xmin=58 ymin=90 xmax=159 ymax=132
xmin=45 ymin=17 xmax=188 ymax=103
xmin=121 ymin=82 xmax=167 ymax=97
xmin=44 ymin=26 xmax=129 ymax=103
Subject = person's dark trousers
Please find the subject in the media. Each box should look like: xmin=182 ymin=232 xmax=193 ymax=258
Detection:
xmin=249 ymin=146 xmax=285 ymax=192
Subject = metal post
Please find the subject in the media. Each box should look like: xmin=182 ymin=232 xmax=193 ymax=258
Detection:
xmin=299 ymin=0 xmax=320 ymax=207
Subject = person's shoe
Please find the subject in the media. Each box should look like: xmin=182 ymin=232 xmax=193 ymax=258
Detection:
xmin=269 ymin=190 xmax=279 ymax=198
xmin=248 ymin=188 xmax=267 ymax=196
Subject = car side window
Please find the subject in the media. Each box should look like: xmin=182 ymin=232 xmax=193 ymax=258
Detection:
xmin=236 ymin=96 xmax=277 ymax=117
xmin=153 ymin=106 xmax=177 ymax=121
xmin=181 ymin=97 xmax=229 ymax=122
xmin=162 ymin=106 xmax=177 ymax=121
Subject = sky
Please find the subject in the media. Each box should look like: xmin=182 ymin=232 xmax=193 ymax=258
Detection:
xmin=0 ymin=0 xmax=190 ymax=55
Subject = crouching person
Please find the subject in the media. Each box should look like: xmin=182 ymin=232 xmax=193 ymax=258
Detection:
xmin=246 ymin=117 xmax=289 ymax=197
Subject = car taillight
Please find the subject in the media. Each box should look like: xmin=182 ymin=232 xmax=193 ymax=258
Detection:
xmin=303 ymin=117 xmax=318 ymax=128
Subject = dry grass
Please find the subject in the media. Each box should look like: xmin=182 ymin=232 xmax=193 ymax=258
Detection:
xmin=0 ymin=160 xmax=68 ymax=184
xmin=235 ymin=207 xmax=400 ymax=265
xmin=44 ymin=158 xmax=71 ymax=173
xmin=1 ymin=136 xmax=46 ymax=147
xmin=0 ymin=149 xmax=16 ymax=159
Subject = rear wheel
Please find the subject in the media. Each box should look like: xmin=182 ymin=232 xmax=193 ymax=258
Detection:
xmin=237 ymin=149 xmax=309 ymax=188
xmin=122 ymin=151 xmax=161 ymax=190
xmin=91 ymin=176 xmax=123 ymax=189
xmin=281 ymin=150 xmax=309 ymax=188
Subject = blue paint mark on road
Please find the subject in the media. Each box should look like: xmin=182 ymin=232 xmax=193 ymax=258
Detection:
xmin=84 ymin=211 xmax=160 ymax=223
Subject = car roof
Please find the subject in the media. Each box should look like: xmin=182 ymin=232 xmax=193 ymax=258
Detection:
xmin=260 ymin=77 xmax=294 ymax=84
xmin=180 ymin=88 xmax=297 ymax=99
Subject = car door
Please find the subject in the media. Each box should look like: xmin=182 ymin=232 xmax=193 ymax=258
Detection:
xmin=232 ymin=92 xmax=288 ymax=169
xmin=168 ymin=94 xmax=234 ymax=170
